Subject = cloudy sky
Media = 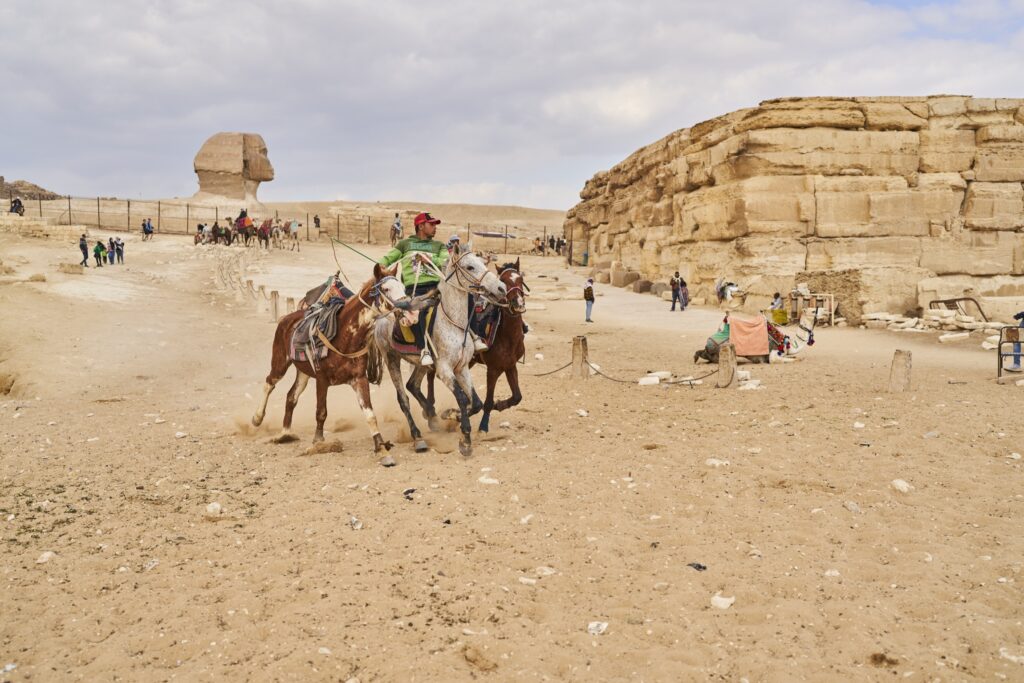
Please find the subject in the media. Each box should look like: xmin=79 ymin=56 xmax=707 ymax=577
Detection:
xmin=2 ymin=0 xmax=1023 ymax=209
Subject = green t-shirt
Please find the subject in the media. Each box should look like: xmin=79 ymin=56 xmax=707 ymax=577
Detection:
xmin=377 ymin=236 xmax=449 ymax=286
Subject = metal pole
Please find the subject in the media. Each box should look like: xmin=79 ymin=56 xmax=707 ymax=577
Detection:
xmin=96 ymin=197 xmax=101 ymax=230
xmin=366 ymin=216 xmax=370 ymax=243
xmin=127 ymin=199 xmax=131 ymax=232
xmin=504 ymin=225 xmax=508 ymax=254
xmin=306 ymin=213 xmax=310 ymax=241
xmin=186 ymin=204 xmax=190 ymax=235
xmin=543 ymin=226 xmax=546 ymax=255
xmin=158 ymin=201 xmax=161 ymax=232
xmin=67 ymin=195 xmax=72 ymax=225
xmin=38 ymin=197 xmax=42 ymax=218
xmin=336 ymin=215 xmax=340 ymax=240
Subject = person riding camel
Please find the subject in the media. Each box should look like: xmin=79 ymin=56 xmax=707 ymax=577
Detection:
xmin=377 ymin=213 xmax=488 ymax=366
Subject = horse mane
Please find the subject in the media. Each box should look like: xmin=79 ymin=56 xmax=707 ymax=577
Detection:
xmin=498 ymin=262 xmax=519 ymax=273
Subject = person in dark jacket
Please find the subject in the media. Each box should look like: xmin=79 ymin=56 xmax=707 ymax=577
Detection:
xmin=584 ymin=278 xmax=595 ymax=322
xmin=78 ymin=234 xmax=89 ymax=267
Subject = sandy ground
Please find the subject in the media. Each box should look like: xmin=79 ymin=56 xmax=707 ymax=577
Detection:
xmin=1 ymin=233 xmax=1022 ymax=682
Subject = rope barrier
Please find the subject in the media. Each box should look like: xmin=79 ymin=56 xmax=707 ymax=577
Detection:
xmin=524 ymin=361 xmax=573 ymax=377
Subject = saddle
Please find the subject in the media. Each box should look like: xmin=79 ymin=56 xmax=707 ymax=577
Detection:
xmin=471 ymin=303 xmax=501 ymax=348
xmin=390 ymin=304 xmax=438 ymax=355
xmin=289 ymin=279 xmax=353 ymax=368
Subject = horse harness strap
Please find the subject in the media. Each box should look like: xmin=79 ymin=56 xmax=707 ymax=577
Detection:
xmin=315 ymin=327 xmax=370 ymax=358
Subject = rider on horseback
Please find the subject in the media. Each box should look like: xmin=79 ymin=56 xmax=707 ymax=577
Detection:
xmin=377 ymin=212 xmax=488 ymax=366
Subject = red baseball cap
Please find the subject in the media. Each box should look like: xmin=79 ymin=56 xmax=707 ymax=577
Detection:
xmin=414 ymin=212 xmax=441 ymax=227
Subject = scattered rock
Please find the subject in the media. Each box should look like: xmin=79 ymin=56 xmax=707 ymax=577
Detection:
xmin=687 ymin=562 xmax=707 ymax=572
xmin=869 ymin=653 xmax=899 ymax=667
xmin=705 ymin=458 xmax=730 ymax=468
xmin=891 ymin=479 xmax=913 ymax=493
xmin=587 ymin=621 xmax=609 ymax=636
xmin=461 ymin=644 xmax=498 ymax=672
xmin=534 ymin=353 xmax=544 ymax=361
xmin=518 ymin=576 xmax=537 ymax=586
xmin=853 ymin=421 xmax=865 ymax=429
xmin=536 ymin=566 xmax=557 ymax=576
xmin=999 ymin=646 xmax=1024 ymax=664
xmin=174 ymin=431 xmax=187 ymax=439
xmin=36 ymin=551 xmax=55 ymax=564
xmin=710 ymin=592 xmax=735 ymax=609
xmin=205 ymin=502 xmax=222 ymax=517
xmin=923 ymin=431 xmax=940 ymax=439
xmin=576 ymin=409 xmax=588 ymax=417
xmin=317 ymin=647 xmax=331 ymax=656
xmin=348 ymin=516 xmax=363 ymax=530
xmin=844 ymin=501 xmax=862 ymax=514
xmin=824 ymin=569 xmax=841 ymax=577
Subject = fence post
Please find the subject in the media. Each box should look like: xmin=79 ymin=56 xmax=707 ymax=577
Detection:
xmin=504 ymin=225 xmax=508 ymax=254
xmin=67 ymin=195 xmax=72 ymax=225
xmin=270 ymin=290 xmax=279 ymax=321
xmin=186 ymin=204 xmax=190 ymax=235
xmin=157 ymin=201 xmax=161 ymax=232
xmin=38 ymin=197 xmax=42 ymax=218
xmin=336 ymin=215 xmax=340 ymax=241
xmin=96 ymin=197 xmax=101 ymax=230
xmin=571 ymin=336 xmax=589 ymax=380
xmin=366 ymin=216 xmax=370 ymax=243
xmin=127 ymin=199 xmax=131 ymax=232
xmin=543 ymin=227 xmax=546 ymax=255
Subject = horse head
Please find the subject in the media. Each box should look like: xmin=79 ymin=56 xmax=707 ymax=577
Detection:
xmin=447 ymin=244 xmax=506 ymax=303
xmin=497 ymin=257 xmax=528 ymax=315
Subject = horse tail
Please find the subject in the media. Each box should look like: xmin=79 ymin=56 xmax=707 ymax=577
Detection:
xmin=367 ymin=340 xmax=383 ymax=385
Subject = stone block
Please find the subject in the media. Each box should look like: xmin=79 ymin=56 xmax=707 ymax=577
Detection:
xmin=863 ymin=103 xmax=927 ymax=131
xmin=920 ymin=232 xmax=1017 ymax=275
xmin=964 ymin=182 xmax=1024 ymax=230
xmin=733 ymin=104 xmax=865 ymax=134
xmin=737 ymin=129 xmax=920 ymax=180
xmin=595 ymin=271 xmax=610 ymax=284
xmin=929 ymin=97 xmax=969 ymax=117
xmin=919 ymin=129 xmax=975 ymax=172
xmin=632 ymin=279 xmax=653 ymax=293
xmin=975 ymin=144 xmax=1024 ymax=181
xmin=611 ymin=270 xmax=640 ymax=287
xmin=976 ymin=125 xmax=1024 ymax=144
xmin=805 ymin=237 xmax=921 ymax=270
xmin=650 ymin=282 xmax=669 ymax=296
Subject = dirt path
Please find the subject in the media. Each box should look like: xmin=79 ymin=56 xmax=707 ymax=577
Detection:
xmin=1 ymin=234 xmax=1022 ymax=681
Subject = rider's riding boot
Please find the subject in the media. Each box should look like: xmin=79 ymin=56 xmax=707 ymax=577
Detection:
xmin=472 ymin=334 xmax=488 ymax=352
xmin=420 ymin=348 xmax=434 ymax=367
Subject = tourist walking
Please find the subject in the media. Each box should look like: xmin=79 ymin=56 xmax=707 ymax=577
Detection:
xmin=107 ymin=237 xmax=116 ymax=265
xmin=584 ymin=278 xmax=595 ymax=322
xmin=670 ymin=272 xmax=683 ymax=311
xmin=78 ymin=234 xmax=89 ymax=267
xmin=115 ymin=237 xmax=124 ymax=264
xmin=289 ymin=220 xmax=301 ymax=251
xmin=313 ymin=214 xmax=320 ymax=230
xmin=93 ymin=240 xmax=106 ymax=267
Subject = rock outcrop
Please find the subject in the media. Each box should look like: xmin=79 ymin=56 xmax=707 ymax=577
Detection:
xmin=0 ymin=176 xmax=59 ymax=200
xmin=192 ymin=133 xmax=274 ymax=205
xmin=564 ymin=96 xmax=1024 ymax=322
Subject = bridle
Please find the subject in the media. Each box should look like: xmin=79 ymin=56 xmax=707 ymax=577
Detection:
xmin=442 ymin=250 xmax=504 ymax=304
xmin=496 ymin=266 xmax=529 ymax=315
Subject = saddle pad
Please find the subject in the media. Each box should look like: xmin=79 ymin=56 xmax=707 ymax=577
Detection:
xmin=390 ymin=305 xmax=437 ymax=355
xmin=729 ymin=315 xmax=769 ymax=356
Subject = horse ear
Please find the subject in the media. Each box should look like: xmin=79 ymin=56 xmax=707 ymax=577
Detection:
xmin=373 ymin=263 xmax=383 ymax=280
xmin=514 ymin=257 xmax=520 ymax=270
xmin=387 ymin=262 xmax=399 ymax=277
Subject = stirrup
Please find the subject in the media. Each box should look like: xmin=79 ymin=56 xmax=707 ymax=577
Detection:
xmin=420 ymin=348 xmax=434 ymax=366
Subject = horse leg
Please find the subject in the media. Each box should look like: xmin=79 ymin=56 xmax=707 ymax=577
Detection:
xmin=281 ymin=371 xmax=311 ymax=437
xmin=406 ymin=366 xmax=442 ymax=432
xmin=353 ymin=376 xmax=393 ymax=458
xmin=493 ymin=365 xmax=522 ymax=411
xmin=252 ymin=337 xmax=293 ymax=426
xmin=439 ymin=365 xmax=473 ymax=457
xmin=478 ymin=364 xmax=500 ymax=433
xmin=313 ymin=377 xmax=329 ymax=443
xmin=387 ymin=355 xmax=428 ymax=452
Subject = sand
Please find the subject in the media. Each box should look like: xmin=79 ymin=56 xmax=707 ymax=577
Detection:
xmin=1 ymin=232 xmax=1022 ymax=681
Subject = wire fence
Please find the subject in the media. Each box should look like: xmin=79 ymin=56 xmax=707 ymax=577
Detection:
xmin=3 ymin=190 xmax=570 ymax=257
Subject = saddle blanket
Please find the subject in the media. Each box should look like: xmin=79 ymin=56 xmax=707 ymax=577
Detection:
xmin=390 ymin=305 xmax=438 ymax=355
xmin=289 ymin=296 xmax=348 ymax=368
xmin=729 ymin=315 xmax=770 ymax=356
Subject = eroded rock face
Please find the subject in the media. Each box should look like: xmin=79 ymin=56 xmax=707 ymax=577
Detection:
xmin=193 ymin=133 xmax=274 ymax=203
xmin=564 ymin=96 xmax=1024 ymax=320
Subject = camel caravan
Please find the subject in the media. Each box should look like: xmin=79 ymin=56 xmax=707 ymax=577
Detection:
xmin=251 ymin=213 xmax=528 ymax=466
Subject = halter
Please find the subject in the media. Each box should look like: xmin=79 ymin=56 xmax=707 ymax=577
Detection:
xmin=496 ymin=266 xmax=528 ymax=314
xmin=359 ymin=275 xmax=406 ymax=320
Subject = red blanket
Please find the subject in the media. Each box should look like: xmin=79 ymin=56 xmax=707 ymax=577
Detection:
xmin=729 ymin=315 xmax=769 ymax=356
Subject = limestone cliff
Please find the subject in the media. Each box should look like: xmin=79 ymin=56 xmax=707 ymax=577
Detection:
xmin=564 ymin=96 xmax=1024 ymax=321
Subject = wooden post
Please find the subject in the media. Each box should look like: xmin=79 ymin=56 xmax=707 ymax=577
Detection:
xmin=38 ymin=197 xmax=42 ymax=218
xmin=571 ymin=335 xmax=589 ymax=380
xmin=543 ymin=226 xmax=546 ymax=255
xmin=158 ymin=201 xmax=161 ymax=232
xmin=888 ymin=349 xmax=912 ymax=393
xmin=717 ymin=343 xmax=737 ymax=388
xmin=270 ymin=290 xmax=280 ymax=321
xmin=186 ymin=204 xmax=190 ymax=235
xmin=67 ymin=195 xmax=72 ymax=225
xmin=306 ymin=213 xmax=310 ymax=241
xmin=336 ymin=214 xmax=340 ymax=240
xmin=126 ymin=199 xmax=131 ymax=232
xmin=366 ymin=216 xmax=371 ymax=243
xmin=285 ymin=297 xmax=296 ymax=313
xmin=96 ymin=197 xmax=101 ymax=230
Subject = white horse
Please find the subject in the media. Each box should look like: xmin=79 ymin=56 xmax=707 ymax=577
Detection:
xmin=371 ymin=245 xmax=506 ymax=457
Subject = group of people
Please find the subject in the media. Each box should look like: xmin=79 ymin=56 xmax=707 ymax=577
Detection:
xmin=79 ymin=234 xmax=124 ymax=267
xmin=530 ymin=235 xmax=567 ymax=256
xmin=194 ymin=210 xmax=302 ymax=250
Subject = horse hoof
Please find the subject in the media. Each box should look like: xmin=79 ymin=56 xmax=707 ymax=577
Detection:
xmin=312 ymin=434 xmax=325 ymax=444
xmin=251 ymin=415 xmax=263 ymax=427
xmin=459 ymin=441 xmax=472 ymax=458
xmin=378 ymin=455 xmax=397 ymax=468
xmin=414 ymin=439 xmax=429 ymax=453
xmin=427 ymin=416 xmax=445 ymax=432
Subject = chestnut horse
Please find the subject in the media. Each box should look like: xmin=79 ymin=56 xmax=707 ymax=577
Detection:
xmin=425 ymin=259 xmax=528 ymax=432
xmin=251 ymin=264 xmax=414 ymax=460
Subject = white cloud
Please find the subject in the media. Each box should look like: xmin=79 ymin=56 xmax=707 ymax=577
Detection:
xmin=1 ymin=0 xmax=1023 ymax=209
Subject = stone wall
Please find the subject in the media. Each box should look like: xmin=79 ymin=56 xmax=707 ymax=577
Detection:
xmin=564 ymin=96 xmax=1024 ymax=322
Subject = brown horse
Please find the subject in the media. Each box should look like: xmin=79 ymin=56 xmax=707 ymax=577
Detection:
xmin=251 ymin=264 xmax=414 ymax=459
xmin=425 ymin=259 xmax=528 ymax=432
xmin=473 ymin=260 xmax=527 ymax=432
